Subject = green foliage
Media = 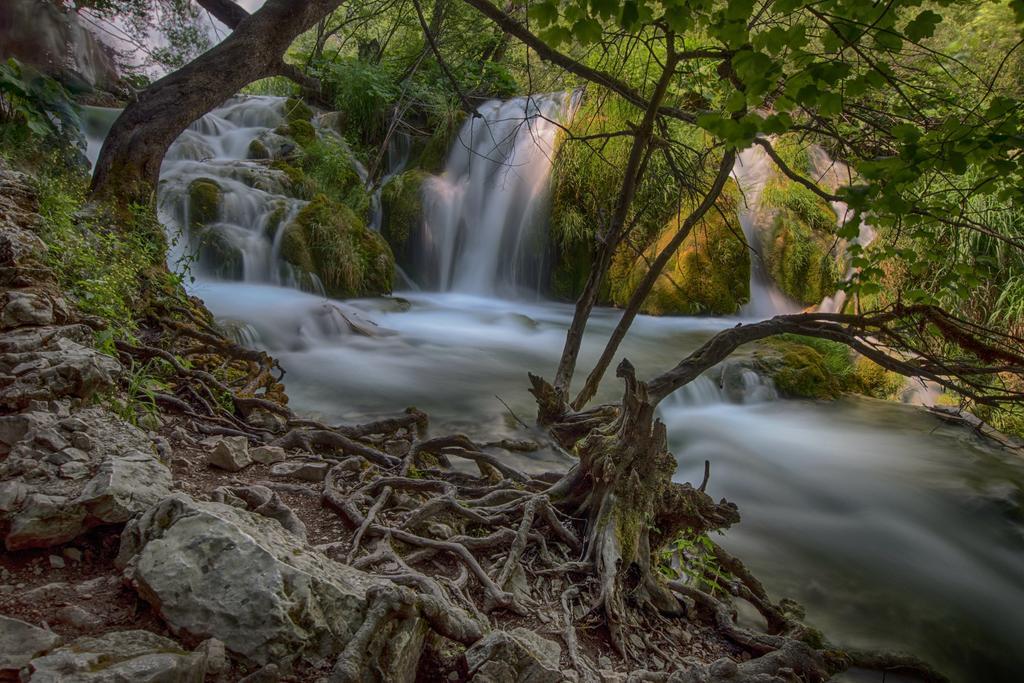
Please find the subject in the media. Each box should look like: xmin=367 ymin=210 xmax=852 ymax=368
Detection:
xmin=299 ymin=137 xmax=370 ymax=216
xmin=34 ymin=166 xmax=166 ymax=338
xmin=0 ymin=59 xmax=82 ymax=156
xmin=609 ymin=184 xmax=750 ymax=315
xmin=314 ymin=58 xmax=399 ymax=149
xmin=280 ymin=195 xmax=394 ymax=297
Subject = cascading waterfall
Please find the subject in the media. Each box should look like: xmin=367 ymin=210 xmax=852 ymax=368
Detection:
xmin=811 ymin=147 xmax=876 ymax=314
xmin=731 ymin=145 xmax=802 ymax=317
xmin=416 ymin=92 xmax=579 ymax=295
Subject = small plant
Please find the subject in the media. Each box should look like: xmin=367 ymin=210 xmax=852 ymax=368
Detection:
xmin=658 ymin=532 xmax=736 ymax=596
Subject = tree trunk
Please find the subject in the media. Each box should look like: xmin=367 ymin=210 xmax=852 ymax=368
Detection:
xmin=544 ymin=48 xmax=681 ymax=418
xmin=571 ymin=150 xmax=737 ymax=410
xmin=548 ymin=359 xmax=740 ymax=658
xmin=90 ymin=0 xmax=341 ymax=204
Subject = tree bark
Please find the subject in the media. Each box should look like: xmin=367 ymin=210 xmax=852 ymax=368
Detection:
xmin=90 ymin=0 xmax=341 ymax=204
xmin=571 ymin=150 xmax=737 ymax=409
xmin=544 ymin=47 xmax=680 ymax=415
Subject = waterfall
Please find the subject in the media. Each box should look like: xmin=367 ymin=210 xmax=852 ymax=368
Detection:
xmin=810 ymin=147 xmax=876 ymax=314
xmin=416 ymin=92 xmax=579 ymax=296
xmin=731 ymin=145 xmax=801 ymax=317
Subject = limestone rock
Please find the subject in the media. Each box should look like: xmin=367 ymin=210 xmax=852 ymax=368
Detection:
xmin=116 ymin=494 xmax=425 ymax=676
xmin=0 ymin=615 xmax=62 ymax=677
xmin=465 ymin=628 xmax=562 ymax=683
xmin=268 ymin=459 xmax=328 ymax=482
xmin=250 ymin=445 xmax=286 ymax=464
xmin=211 ymin=484 xmax=306 ymax=541
xmin=1 ymin=408 xmax=172 ymax=550
xmin=207 ymin=436 xmax=251 ymax=472
xmin=0 ymin=329 xmax=121 ymax=410
xmin=26 ymin=630 xmax=206 ymax=682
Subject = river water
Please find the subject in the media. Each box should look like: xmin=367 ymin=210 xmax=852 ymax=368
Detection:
xmin=82 ymin=97 xmax=1024 ymax=682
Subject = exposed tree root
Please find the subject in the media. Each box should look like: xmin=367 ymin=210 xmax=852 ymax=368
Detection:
xmin=123 ymin=299 xmax=952 ymax=681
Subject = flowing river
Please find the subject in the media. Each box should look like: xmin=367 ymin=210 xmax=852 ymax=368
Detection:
xmin=83 ymin=97 xmax=1024 ymax=682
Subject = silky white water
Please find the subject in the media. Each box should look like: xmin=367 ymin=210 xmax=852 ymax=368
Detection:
xmin=83 ymin=96 xmax=1024 ymax=682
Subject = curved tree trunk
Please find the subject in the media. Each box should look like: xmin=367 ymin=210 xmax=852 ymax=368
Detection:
xmin=90 ymin=0 xmax=341 ymax=204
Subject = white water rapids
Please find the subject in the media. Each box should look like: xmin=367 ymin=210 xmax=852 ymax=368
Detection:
xmin=81 ymin=97 xmax=1024 ymax=682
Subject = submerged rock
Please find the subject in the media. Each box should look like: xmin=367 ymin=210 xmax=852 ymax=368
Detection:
xmin=116 ymin=495 xmax=425 ymax=675
xmin=26 ymin=630 xmax=206 ymax=682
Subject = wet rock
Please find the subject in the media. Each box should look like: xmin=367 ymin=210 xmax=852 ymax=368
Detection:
xmin=250 ymin=445 xmax=286 ymax=464
xmin=239 ymin=663 xmax=280 ymax=683
xmin=27 ymin=630 xmax=206 ymax=682
xmin=465 ymin=628 xmax=562 ymax=683
xmin=116 ymin=494 xmax=425 ymax=673
xmin=0 ymin=615 xmax=62 ymax=677
xmin=1 ymin=408 xmax=172 ymax=550
xmin=48 ymin=554 xmax=65 ymax=568
xmin=207 ymin=436 xmax=251 ymax=472
xmin=268 ymin=458 xmax=328 ymax=482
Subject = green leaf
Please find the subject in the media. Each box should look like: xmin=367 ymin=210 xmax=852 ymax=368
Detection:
xmin=528 ymin=1 xmax=559 ymax=28
xmin=904 ymin=9 xmax=941 ymax=42
xmin=572 ymin=18 xmax=603 ymax=44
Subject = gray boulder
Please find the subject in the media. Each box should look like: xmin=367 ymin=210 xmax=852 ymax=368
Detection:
xmin=1 ymin=407 xmax=172 ymax=550
xmin=207 ymin=436 xmax=251 ymax=472
xmin=465 ymin=628 xmax=562 ymax=683
xmin=0 ymin=615 xmax=62 ymax=678
xmin=0 ymin=326 xmax=121 ymax=410
xmin=250 ymin=445 xmax=286 ymax=464
xmin=26 ymin=630 xmax=206 ymax=682
xmin=268 ymin=458 xmax=328 ymax=482
xmin=116 ymin=495 xmax=425 ymax=677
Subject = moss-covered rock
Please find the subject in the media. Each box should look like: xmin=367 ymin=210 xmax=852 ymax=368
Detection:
xmin=279 ymin=194 xmax=393 ymax=298
xmin=415 ymin=110 xmax=466 ymax=173
xmin=247 ymin=138 xmax=270 ymax=160
xmin=187 ymin=178 xmax=222 ymax=229
xmin=195 ymin=228 xmax=244 ymax=280
xmin=275 ymin=98 xmax=316 ymax=147
xmin=380 ymin=170 xmax=429 ymax=264
xmin=763 ymin=334 xmax=904 ymax=401
xmin=758 ymin=147 xmax=844 ymax=306
xmin=608 ymin=184 xmax=750 ymax=315
xmin=546 ymin=95 xmax=699 ymax=302
xmin=299 ymin=139 xmax=369 ymax=217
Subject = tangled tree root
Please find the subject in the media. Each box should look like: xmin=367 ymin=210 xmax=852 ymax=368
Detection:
xmin=124 ymin=305 xmax=948 ymax=682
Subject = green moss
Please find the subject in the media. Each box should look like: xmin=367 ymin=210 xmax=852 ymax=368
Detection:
xmin=416 ymin=110 xmax=466 ymax=173
xmin=380 ymin=170 xmax=429 ymax=263
xmin=850 ymin=356 xmax=905 ymax=400
xmin=761 ymin=177 xmax=842 ymax=305
xmin=607 ymin=182 xmax=749 ymax=315
xmin=187 ymin=178 xmax=222 ymax=229
xmin=766 ymin=335 xmax=854 ymax=399
xmin=247 ymin=138 xmax=270 ymax=160
xmin=193 ymin=227 xmax=243 ymax=280
xmin=299 ymin=138 xmax=369 ymax=217
xmin=547 ymin=95 xmax=699 ymax=301
xmin=280 ymin=194 xmax=394 ymax=298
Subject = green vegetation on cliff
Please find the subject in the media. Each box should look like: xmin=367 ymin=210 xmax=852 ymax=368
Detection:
xmin=767 ymin=334 xmax=905 ymax=401
xmin=609 ymin=184 xmax=750 ymax=315
xmin=380 ymin=169 xmax=429 ymax=266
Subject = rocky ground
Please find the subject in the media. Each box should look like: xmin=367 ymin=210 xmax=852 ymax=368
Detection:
xmin=0 ymin=154 xmax=757 ymax=682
